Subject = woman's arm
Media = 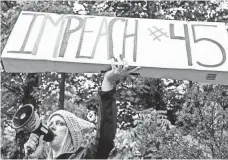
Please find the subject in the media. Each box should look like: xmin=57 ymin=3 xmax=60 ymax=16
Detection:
xmin=95 ymin=87 xmax=117 ymax=159
xmin=84 ymin=58 xmax=140 ymax=159
xmin=96 ymin=58 xmax=140 ymax=158
xmin=81 ymin=88 xmax=116 ymax=159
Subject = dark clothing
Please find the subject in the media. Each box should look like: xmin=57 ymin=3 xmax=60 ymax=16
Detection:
xmin=56 ymin=88 xmax=117 ymax=159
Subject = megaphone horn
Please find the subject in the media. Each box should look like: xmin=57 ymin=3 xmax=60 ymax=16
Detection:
xmin=12 ymin=104 xmax=54 ymax=142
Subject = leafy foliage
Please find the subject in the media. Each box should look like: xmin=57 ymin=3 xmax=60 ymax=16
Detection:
xmin=110 ymin=109 xmax=205 ymax=159
xmin=1 ymin=0 xmax=228 ymax=159
xmin=177 ymin=84 xmax=228 ymax=158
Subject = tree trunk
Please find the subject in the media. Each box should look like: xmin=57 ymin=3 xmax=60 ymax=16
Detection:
xmin=59 ymin=73 xmax=66 ymax=109
xmin=147 ymin=1 xmax=156 ymax=19
xmin=16 ymin=73 xmax=39 ymax=159
xmin=15 ymin=129 xmax=30 ymax=159
xmin=22 ymin=73 xmax=39 ymax=106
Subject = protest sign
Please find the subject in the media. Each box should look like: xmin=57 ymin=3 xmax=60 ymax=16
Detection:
xmin=1 ymin=11 xmax=228 ymax=84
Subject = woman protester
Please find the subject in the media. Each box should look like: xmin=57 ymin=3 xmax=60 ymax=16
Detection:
xmin=24 ymin=58 xmax=140 ymax=159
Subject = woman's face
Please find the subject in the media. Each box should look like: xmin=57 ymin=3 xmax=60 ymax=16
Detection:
xmin=47 ymin=115 xmax=67 ymax=150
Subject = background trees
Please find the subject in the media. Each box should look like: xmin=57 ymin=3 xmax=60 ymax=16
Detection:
xmin=1 ymin=0 xmax=228 ymax=159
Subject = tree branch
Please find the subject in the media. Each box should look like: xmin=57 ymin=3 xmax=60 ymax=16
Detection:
xmin=2 ymin=84 xmax=21 ymax=96
xmin=17 ymin=73 xmax=25 ymax=82
xmin=3 ymin=1 xmax=11 ymax=9
xmin=210 ymin=103 xmax=222 ymax=157
xmin=1 ymin=22 xmax=9 ymax=30
xmin=197 ymin=101 xmax=221 ymax=157
xmin=129 ymin=106 xmax=154 ymax=114
xmin=1 ymin=109 xmax=13 ymax=119
xmin=59 ymin=72 xmax=66 ymax=109
xmin=120 ymin=83 xmax=129 ymax=89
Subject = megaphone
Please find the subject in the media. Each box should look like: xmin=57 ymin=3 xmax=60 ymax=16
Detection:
xmin=12 ymin=104 xmax=54 ymax=142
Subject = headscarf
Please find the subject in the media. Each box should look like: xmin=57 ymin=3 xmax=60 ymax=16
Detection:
xmin=47 ymin=110 xmax=95 ymax=158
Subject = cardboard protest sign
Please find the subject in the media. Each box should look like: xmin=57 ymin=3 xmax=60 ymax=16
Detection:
xmin=1 ymin=11 xmax=228 ymax=84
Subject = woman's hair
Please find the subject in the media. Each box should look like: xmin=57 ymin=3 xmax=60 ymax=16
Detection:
xmin=47 ymin=110 xmax=95 ymax=156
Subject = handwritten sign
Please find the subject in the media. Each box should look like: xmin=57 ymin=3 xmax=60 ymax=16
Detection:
xmin=1 ymin=11 xmax=228 ymax=84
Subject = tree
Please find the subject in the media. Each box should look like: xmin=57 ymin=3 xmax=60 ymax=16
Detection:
xmin=177 ymin=84 xmax=228 ymax=158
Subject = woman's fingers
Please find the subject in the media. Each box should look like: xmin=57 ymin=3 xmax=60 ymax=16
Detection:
xmin=38 ymin=135 xmax=44 ymax=146
xmin=110 ymin=58 xmax=117 ymax=70
xmin=117 ymin=58 xmax=123 ymax=71
xmin=29 ymin=140 xmax=37 ymax=149
xmin=30 ymin=133 xmax=39 ymax=139
xmin=122 ymin=58 xmax=129 ymax=72
xmin=110 ymin=55 xmax=140 ymax=75
xmin=24 ymin=134 xmax=45 ymax=159
xmin=25 ymin=135 xmax=44 ymax=158
xmin=24 ymin=133 xmax=39 ymax=152
xmin=113 ymin=55 xmax=125 ymax=73
xmin=24 ymin=141 xmax=36 ymax=153
xmin=30 ymin=134 xmax=39 ymax=144
xmin=127 ymin=66 xmax=141 ymax=74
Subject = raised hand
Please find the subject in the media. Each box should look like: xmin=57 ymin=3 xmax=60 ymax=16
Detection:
xmin=102 ymin=56 xmax=140 ymax=91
